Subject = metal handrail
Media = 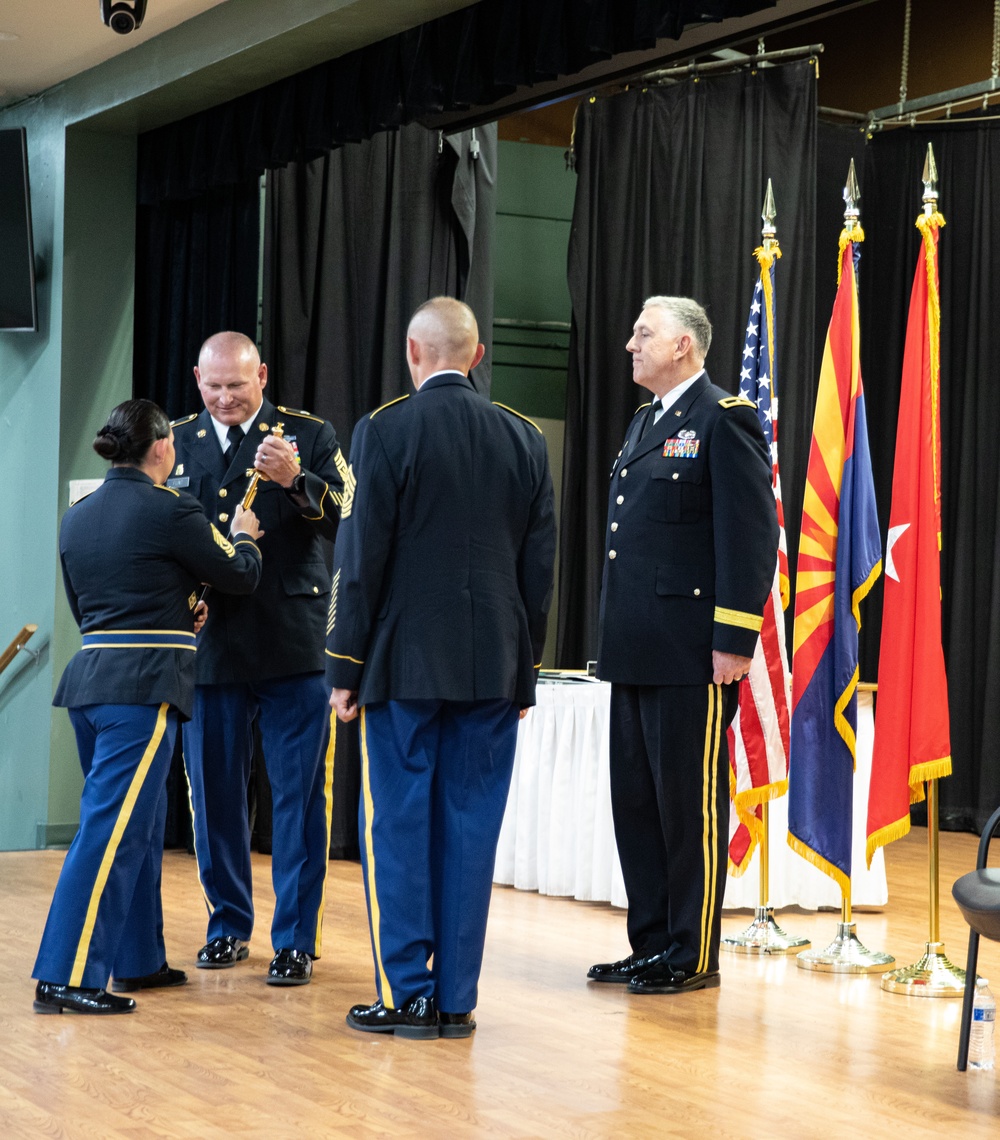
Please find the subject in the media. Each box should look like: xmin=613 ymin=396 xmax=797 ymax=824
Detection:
xmin=0 ymin=625 xmax=38 ymax=678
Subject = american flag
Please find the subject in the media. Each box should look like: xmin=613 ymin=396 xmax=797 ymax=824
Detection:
xmin=727 ymin=251 xmax=792 ymax=874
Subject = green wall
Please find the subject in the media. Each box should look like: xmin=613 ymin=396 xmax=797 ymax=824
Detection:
xmin=0 ymin=0 xmax=477 ymax=851
xmin=492 ymin=140 xmax=576 ymax=667
xmin=492 ymin=139 xmax=575 ymax=420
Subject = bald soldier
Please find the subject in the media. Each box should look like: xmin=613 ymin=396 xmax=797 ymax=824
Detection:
xmin=170 ymin=332 xmax=346 ymax=986
xmin=327 ymin=298 xmax=556 ymax=1038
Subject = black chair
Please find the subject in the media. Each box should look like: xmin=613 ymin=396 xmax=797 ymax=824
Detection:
xmin=952 ymin=803 xmax=1000 ymax=1070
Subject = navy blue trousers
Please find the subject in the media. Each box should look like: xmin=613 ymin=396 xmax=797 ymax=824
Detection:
xmin=609 ymin=682 xmax=737 ymax=976
xmin=34 ymin=702 xmax=177 ymax=988
xmin=359 ymin=698 xmax=519 ymax=1015
xmin=183 ymin=673 xmax=334 ymax=955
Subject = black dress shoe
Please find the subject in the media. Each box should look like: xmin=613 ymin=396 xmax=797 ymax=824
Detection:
xmin=587 ymin=950 xmax=667 ymax=984
xmin=440 ymin=1011 xmax=476 ymax=1039
xmin=112 ymin=963 xmax=188 ymax=993
xmin=627 ymin=962 xmax=721 ymax=994
xmin=266 ymin=948 xmax=313 ymax=986
xmin=196 ymin=936 xmax=249 ymax=969
xmin=346 ymin=996 xmax=438 ymax=1039
xmin=34 ymin=981 xmax=136 ymax=1015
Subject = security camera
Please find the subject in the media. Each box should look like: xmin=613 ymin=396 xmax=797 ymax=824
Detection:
xmin=100 ymin=0 xmax=147 ymax=35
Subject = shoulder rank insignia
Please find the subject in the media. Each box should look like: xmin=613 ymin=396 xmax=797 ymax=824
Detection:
xmin=370 ymin=395 xmax=410 ymax=419
xmin=718 ymin=396 xmax=756 ymax=410
xmin=170 ymin=413 xmax=198 ymax=428
xmin=278 ymin=405 xmax=325 ymax=423
xmin=493 ymin=401 xmax=543 ymax=433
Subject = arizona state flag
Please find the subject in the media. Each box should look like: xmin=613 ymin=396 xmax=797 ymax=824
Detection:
xmin=788 ymin=238 xmax=882 ymax=893
xmin=866 ymin=213 xmax=952 ymax=865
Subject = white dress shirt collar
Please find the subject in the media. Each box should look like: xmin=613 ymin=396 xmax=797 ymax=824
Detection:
xmin=655 ymin=369 xmax=705 ymax=417
xmin=210 ymin=400 xmax=264 ymax=452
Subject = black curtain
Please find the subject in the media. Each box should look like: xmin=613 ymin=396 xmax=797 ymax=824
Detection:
xmin=261 ymin=123 xmax=496 ymax=443
xmin=557 ymin=59 xmax=817 ymax=667
xmin=859 ymin=123 xmax=1000 ymax=831
xmin=137 ymin=0 xmax=773 ymax=206
xmin=133 ymin=180 xmax=260 ymax=849
xmin=260 ymin=122 xmax=497 ymax=856
xmin=133 ymin=180 xmax=259 ymax=417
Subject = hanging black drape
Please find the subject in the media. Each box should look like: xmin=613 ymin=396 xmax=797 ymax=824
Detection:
xmin=132 ymin=180 xmax=260 ymax=849
xmin=260 ymin=121 xmax=497 ymax=856
xmin=558 ymin=59 xmax=817 ymax=668
xmin=859 ymin=123 xmax=1000 ymax=831
xmin=137 ymin=0 xmax=774 ymax=206
xmin=261 ymin=122 xmax=496 ymax=441
xmin=133 ymin=180 xmax=260 ymax=417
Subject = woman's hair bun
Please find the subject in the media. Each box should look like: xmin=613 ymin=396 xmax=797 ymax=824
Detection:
xmin=93 ymin=428 xmax=124 ymax=460
xmin=92 ymin=400 xmax=170 ymax=466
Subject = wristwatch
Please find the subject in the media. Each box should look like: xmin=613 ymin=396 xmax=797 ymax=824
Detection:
xmin=289 ymin=472 xmax=306 ymax=495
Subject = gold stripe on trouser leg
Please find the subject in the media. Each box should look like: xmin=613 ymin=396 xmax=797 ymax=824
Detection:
xmin=312 ymin=709 xmax=337 ymax=958
xmin=182 ymin=757 xmax=215 ymax=917
xmin=697 ymin=685 xmax=723 ymax=975
xmin=360 ymin=708 xmax=393 ymax=1008
xmin=69 ymin=703 xmax=169 ymax=987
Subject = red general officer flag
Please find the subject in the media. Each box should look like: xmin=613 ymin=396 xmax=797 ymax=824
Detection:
xmin=866 ymin=211 xmax=952 ymax=866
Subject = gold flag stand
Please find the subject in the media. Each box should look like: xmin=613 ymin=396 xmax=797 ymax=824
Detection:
xmin=720 ymin=181 xmax=809 ymax=957
xmin=722 ymin=802 xmax=810 ymax=954
xmin=880 ymin=778 xmax=965 ymax=995
xmin=797 ymin=888 xmax=894 ymax=973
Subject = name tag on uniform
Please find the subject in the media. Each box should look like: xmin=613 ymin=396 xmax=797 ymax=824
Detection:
xmin=166 ymin=476 xmax=190 ymax=488
xmin=663 ymin=438 xmax=700 ymax=459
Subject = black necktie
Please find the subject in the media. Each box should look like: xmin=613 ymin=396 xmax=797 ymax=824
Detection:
xmin=640 ymin=400 xmax=661 ymax=440
xmin=223 ymin=425 xmax=244 ymax=467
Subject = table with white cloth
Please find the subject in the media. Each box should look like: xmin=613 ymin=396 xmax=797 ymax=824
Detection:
xmin=493 ymin=678 xmax=887 ymax=911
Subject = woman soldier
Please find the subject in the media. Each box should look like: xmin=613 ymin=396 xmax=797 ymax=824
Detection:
xmin=33 ymin=399 xmax=263 ymax=1014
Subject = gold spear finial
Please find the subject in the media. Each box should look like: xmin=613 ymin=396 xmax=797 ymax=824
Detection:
xmin=241 ymin=421 xmax=284 ymax=512
xmin=761 ymin=178 xmax=777 ymax=248
xmin=921 ymin=142 xmax=939 ymax=216
xmin=843 ymin=158 xmax=861 ymax=234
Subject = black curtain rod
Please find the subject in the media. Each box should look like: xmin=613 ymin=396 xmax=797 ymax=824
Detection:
xmin=639 ymin=43 xmax=824 ymax=84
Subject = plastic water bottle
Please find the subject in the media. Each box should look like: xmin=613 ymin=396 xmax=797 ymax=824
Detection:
xmin=969 ymin=978 xmax=996 ymax=1071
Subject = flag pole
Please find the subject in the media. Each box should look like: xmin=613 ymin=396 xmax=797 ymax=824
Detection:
xmin=879 ymin=144 xmax=964 ymax=997
xmin=795 ymin=160 xmax=894 ymax=973
xmin=722 ymin=179 xmax=808 ymax=955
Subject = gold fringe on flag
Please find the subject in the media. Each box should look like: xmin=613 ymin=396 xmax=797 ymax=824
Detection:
xmin=836 ymin=226 xmax=865 ymax=284
xmin=916 ymin=211 xmax=945 ymax=509
xmin=728 ymin=765 xmax=790 ymax=877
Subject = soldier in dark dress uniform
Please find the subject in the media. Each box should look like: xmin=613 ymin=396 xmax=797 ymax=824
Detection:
xmin=33 ymin=399 xmax=262 ymax=1014
xmin=588 ymin=297 xmax=778 ymax=995
xmin=328 ymin=298 xmax=556 ymax=1038
xmin=171 ymin=332 xmax=345 ymax=986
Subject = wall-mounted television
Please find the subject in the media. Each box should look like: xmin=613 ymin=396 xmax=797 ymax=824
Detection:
xmin=0 ymin=128 xmax=38 ymax=332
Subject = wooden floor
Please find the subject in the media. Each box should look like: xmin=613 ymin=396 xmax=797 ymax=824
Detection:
xmin=0 ymin=829 xmax=997 ymax=1139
